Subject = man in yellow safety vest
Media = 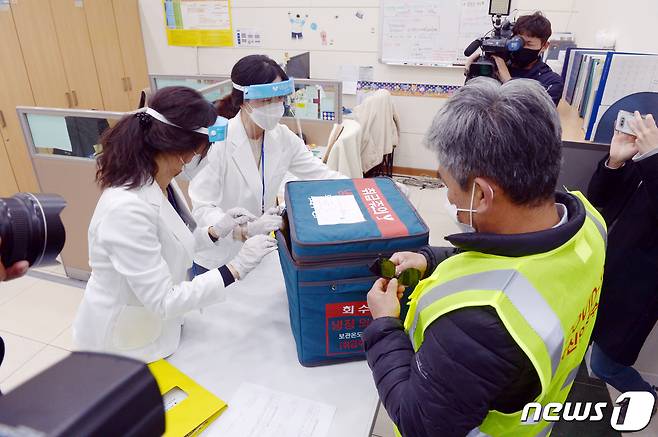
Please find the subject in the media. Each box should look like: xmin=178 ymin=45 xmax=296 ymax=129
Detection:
xmin=364 ymin=77 xmax=607 ymax=437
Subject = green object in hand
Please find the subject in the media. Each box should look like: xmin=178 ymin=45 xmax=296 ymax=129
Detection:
xmin=398 ymin=267 xmax=421 ymax=289
xmin=369 ymin=257 xmax=421 ymax=288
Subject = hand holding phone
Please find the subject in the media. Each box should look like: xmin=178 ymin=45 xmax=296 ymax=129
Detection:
xmin=616 ymin=110 xmax=646 ymax=136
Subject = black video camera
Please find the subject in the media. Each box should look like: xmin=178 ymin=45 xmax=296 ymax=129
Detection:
xmin=463 ymin=0 xmax=523 ymax=80
xmin=0 ymin=193 xmax=66 ymax=270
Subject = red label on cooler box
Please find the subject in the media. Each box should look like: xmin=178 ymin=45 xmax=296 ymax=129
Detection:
xmin=353 ymin=179 xmax=409 ymax=238
xmin=325 ymin=301 xmax=372 ymax=356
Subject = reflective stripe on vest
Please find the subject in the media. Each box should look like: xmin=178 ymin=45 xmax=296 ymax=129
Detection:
xmin=561 ymin=365 xmax=580 ymax=390
xmin=585 ymin=210 xmax=607 ymax=247
xmin=466 ymin=423 xmax=554 ymax=437
xmin=408 ymin=269 xmax=565 ymax=376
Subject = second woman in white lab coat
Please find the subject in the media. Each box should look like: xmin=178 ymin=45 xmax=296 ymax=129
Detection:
xmin=73 ymin=86 xmax=277 ymax=363
xmin=190 ymin=54 xmax=345 ymax=272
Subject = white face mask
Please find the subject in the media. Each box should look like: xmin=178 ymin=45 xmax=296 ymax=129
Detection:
xmin=178 ymin=153 xmax=207 ymax=181
xmin=247 ymin=101 xmax=284 ymax=131
xmin=443 ymin=183 xmax=493 ymax=233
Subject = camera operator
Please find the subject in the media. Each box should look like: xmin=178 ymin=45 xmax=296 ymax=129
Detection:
xmin=0 ymin=238 xmax=28 ymax=282
xmin=0 ymin=238 xmax=30 ymax=396
xmin=467 ymin=12 xmax=564 ymax=105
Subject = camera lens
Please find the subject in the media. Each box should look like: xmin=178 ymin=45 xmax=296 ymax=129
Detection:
xmin=0 ymin=193 xmax=66 ymax=267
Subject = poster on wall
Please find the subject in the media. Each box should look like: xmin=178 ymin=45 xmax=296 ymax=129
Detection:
xmin=163 ymin=0 xmax=233 ymax=47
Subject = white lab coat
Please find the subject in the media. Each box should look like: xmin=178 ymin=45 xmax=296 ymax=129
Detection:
xmin=73 ymin=180 xmax=228 ymax=363
xmin=190 ymin=112 xmax=345 ymax=270
xmin=353 ymin=89 xmax=400 ymax=173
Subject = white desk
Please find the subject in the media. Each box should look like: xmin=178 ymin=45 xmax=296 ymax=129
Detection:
xmin=168 ymin=253 xmax=380 ymax=437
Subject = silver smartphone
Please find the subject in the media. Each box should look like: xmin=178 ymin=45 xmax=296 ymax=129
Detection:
xmin=616 ymin=110 xmax=647 ymax=136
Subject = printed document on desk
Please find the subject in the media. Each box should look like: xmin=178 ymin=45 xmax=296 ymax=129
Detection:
xmin=311 ymin=194 xmax=366 ymax=226
xmin=212 ymin=383 xmax=335 ymax=437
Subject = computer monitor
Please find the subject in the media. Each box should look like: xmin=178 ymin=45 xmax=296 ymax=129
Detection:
xmin=489 ymin=0 xmax=511 ymax=16
xmin=557 ymin=141 xmax=610 ymax=193
xmin=286 ymin=52 xmax=311 ymax=79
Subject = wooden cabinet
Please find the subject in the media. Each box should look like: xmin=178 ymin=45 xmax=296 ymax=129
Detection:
xmin=0 ymin=134 xmax=19 ymax=196
xmin=84 ymin=0 xmax=132 ymax=111
xmin=112 ymin=0 xmax=150 ymax=109
xmin=85 ymin=0 xmax=148 ymax=112
xmin=50 ymin=0 xmax=105 ymax=110
xmin=0 ymin=6 xmax=38 ymax=193
xmin=0 ymin=0 xmax=149 ymax=193
xmin=10 ymin=0 xmax=72 ymax=108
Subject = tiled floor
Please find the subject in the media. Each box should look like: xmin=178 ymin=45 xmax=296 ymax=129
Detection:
xmin=1 ymin=184 xmax=657 ymax=436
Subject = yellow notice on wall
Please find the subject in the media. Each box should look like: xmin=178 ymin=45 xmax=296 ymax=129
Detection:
xmin=148 ymin=359 xmax=227 ymax=437
xmin=163 ymin=0 xmax=233 ymax=47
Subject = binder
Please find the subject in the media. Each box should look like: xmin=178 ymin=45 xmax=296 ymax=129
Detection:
xmin=585 ymin=52 xmax=658 ymax=139
xmin=561 ymin=48 xmax=609 ymax=102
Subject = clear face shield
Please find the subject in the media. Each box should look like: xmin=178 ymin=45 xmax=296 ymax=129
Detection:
xmin=233 ymin=79 xmax=299 ymax=134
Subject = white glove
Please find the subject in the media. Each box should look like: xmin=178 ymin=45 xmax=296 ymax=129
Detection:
xmin=246 ymin=211 xmax=283 ymax=237
xmin=265 ymin=205 xmax=285 ymax=216
xmin=229 ymin=235 xmax=277 ymax=279
xmin=212 ymin=207 xmax=256 ymax=238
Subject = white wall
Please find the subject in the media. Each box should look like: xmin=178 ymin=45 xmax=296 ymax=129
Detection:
xmin=138 ymin=0 xmax=656 ymax=171
xmin=568 ymin=0 xmax=658 ymax=53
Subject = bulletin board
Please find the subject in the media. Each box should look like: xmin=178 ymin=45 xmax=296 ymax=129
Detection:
xmin=163 ymin=0 xmax=234 ymax=47
xmin=379 ymin=0 xmax=493 ymax=66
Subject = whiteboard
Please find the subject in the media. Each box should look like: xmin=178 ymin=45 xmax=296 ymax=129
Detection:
xmin=379 ymin=0 xmax=494 ymax=67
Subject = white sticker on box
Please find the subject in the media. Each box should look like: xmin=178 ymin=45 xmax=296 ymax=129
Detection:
xmin=311 ymin=194 xmax=366 ymax=226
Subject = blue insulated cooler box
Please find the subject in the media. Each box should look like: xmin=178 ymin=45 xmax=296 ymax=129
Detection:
xmin=276 ymin=177 xmax=429 ymax=366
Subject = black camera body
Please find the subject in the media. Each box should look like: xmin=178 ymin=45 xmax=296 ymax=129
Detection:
xmin=464 ymin=13 xmax=523 ymax=80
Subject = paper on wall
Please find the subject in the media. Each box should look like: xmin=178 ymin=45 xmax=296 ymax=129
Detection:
xmin=235 ymin=28 xmax=262 ymax=47
xmin=339 ymin=65 xmax=374 ymax=95
xmin=213 ymin=383 xmax=336 ymax=437
xmin=339 ymin=64 xmax=359 ymax=95
xmin=311 ymin=195 xmax=366 ymax=226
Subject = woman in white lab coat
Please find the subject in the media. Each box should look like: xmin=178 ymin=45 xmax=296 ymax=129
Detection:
xmin=73 ymin=87 xmax=277 ymax=363
xmin=190 ymin=55 xmax=345 ymax=273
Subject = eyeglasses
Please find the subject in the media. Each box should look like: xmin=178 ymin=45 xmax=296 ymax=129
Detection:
xmin=369 ymin=257 xmax=421 ymax=288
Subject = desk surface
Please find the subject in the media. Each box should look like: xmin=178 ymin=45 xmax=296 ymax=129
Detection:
xmin=168 ymin=253 xmax=380 ymax=437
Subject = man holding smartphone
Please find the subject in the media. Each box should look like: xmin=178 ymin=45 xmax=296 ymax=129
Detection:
xmin=587 ymin=111 xmax=658 ymax=412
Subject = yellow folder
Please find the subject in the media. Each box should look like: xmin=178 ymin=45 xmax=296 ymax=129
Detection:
xmin=148 ymin=360 xmax=227 ymax=437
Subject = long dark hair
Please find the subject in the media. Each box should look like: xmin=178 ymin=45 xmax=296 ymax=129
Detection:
xmin=217 ymin=54 xmax=289 ymax=119
xmin=96 ymin=86 xmax=216 ymax=189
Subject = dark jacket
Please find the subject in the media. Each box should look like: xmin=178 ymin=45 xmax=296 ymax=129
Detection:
xmin=509 ymin=60 xmax=564 ymax=106
xmin=588 ymin=153 xmax=658 ymax=366
xmin=364 ymin=193 xmax=590 ymax=437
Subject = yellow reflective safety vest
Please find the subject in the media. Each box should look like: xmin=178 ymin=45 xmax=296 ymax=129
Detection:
xmin=397 ymin=193 xmax=606 ymax=437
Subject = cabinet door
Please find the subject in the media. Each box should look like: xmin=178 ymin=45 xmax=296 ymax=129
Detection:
xmin=112 ymin=0 xmax=149 ymax=109
xmin=50 ymin=0 xmax=105 ymax=110
xmin=10 ymin=0 xmax=71 ymax=108
xmin=0 ymin=6 xmax=38 ymax=192
xmin=84 ymin=0 xmax=131 ymax=111
xmin=0 ymin=133 xmax=19 ymax=196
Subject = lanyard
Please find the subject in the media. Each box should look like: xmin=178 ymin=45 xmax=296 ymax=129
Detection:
xmin=261 ymin=136 xmax=265 ymax=214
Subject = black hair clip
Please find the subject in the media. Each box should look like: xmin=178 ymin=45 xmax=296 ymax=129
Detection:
xmin=135 ymin=112 xmax=152 ymax=130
